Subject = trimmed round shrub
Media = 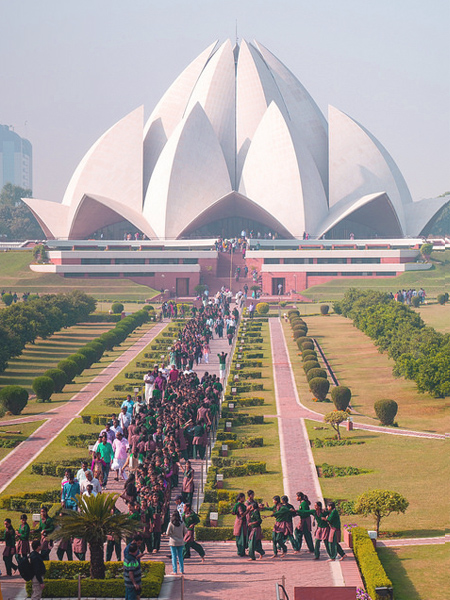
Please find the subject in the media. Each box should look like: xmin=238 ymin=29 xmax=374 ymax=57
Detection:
xmin=84 ymin=341 xmax=105 ymax=361
xmin=411 ymin=296 xmax=421 ymax=308
xmin=309 ymin=377 xmax=330 ymax=402
xmin=68 ymin=353 xmax=88 ymax=374
xmin=112 ymin=327 xmax=129 ymax=344
xmin=99 ymin=330 xmax=120 ymax=350
xmin=331 ymin=386 xmax=352 ymax=411
xmin=302 ymin=341 xmax=315 ymax=351
xmin=437 ymin=293 xmax=447 ymax=305
xmin=374 ymin=399 xmax=398 ymax=425
xmin=306 ymin=368 xmax=327 ymax=381
xmin=320 ymin=304 xmax=330 ymax=315
xmin=0 ymin=385 xmax=29 ymax=415
xmin=302 ymin=350 xmax=317 ymax=361
xmin=256 ymin=302 xmax=269 ymax=315
xmin=1 ymin=293 xmax=13 ymax=306
xmin=288 ymin=310 xmax=300 ymax=318
xmin=293 ymin=329 xmax=307 ymax=340
xmin=111 ymin=302 xmax=124 ymax=314
xmin=303 ymin=360 xmax=321 ymax=372
xmin=142 ymin=304 xmax=155 ymax=312
xmin=32 ymin=376 xmax=55 ymax=402
xmin=77 ymin=346 xmax=97 ymax=367
xmin=57 ymin=359 xmax=79 ymax=382
xmin=43 ymin=368 xmax=67 ymax=393
xmin=292 ymin=322 xmax=306 ymax=331
xmin=296 ymin=336 xmax=312 ymax=349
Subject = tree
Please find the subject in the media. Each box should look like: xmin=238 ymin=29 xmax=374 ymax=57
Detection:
xmin=32 ymin=376 xmax=55 ymax=402
xmin=324 ymin=410 xmax=349 ymax=440
xmin=420 ymin=243 xmax=433 ymax=262
xmin=354 ymin=489 xmax=409 ymax=535
xmin=309 ymin=377 xmax=330 ymax=402
xmin=52 ymin=493 xmax=140 ymax=579
xmin=0 ymin=183 xmax=44 ymax=240
xmin=374 ymin=399 xmax=398 ymax=425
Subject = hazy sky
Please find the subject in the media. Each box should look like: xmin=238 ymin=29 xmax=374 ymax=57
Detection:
xmin=1 ymin=0 xmax=449 ymax=202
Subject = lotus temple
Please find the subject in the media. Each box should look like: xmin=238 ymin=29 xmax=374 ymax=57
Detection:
xmin=26 ymin=39 xmax=448 ymax=295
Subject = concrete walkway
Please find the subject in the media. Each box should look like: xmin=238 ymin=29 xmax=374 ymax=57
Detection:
xmin=0 ymin=321 xmax=167 ymax=494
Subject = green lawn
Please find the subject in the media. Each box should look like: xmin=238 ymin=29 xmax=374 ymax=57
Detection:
xmin=302 ymin=250 xmax=449 ymax=301
xmin=412 ymin=303 xmax=450 ymax=334
xmin=306 ymin=420 xmax=448 ymax=537
xmin=0 ymin=323 xmax=113 ymax=392
xmin=0 ymin=419 xmax=45 ymax=461
xmin=378 ymin=544 xmax=449 ymax=600
xmin=0 ymin=250 xmax=158 ymax=301
xmin=282 ymin=316 xmax=449 ymax=433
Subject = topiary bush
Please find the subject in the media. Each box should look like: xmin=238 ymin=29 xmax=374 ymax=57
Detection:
xmin=99 ymin=331 xmax=120 ymax=351
xmin=1 ymin=293 xmax=13 ymax=306
xmin=302 ymin=341 xmax=315 ymax=351
xmin=411 ymin=296 xmax=421 ymax=308
xmin=320 ymin=304 xmax=330 ymax=315
xmin=111 ymin=302 xmax=124 ymax=314
xmin=67 ymin=353 xmax=88 ymax=374
xmin=293 ymin=329 xmax=307 ymax=340
xmin=0 ymin=386 xmax=29 ymax=415
xmin=43 ymin=368 xmax=67 ymax=393
xmin=374 ymin=399 xmax=398 ymax=425
xmin=32 ymin=376 xmax=55 ymax=402
xmin=306 ymin=368 xmax=328 ymax=381
xmin=288 ymin=310 xmax=300 ymax=318
xmin=77 ymin=346 xmax=97 ymax=367
xmin=84 ymin=341 xmax=105 ymax=361
xmin=309 ymin=377 xmax=330 ymax=401
xmin=256 ymin=302 xmax=269 ymax=315
xmin=296 ymin=336 xmax=312 ymax=349
xmin=331 ymin=386 xmax=352 ymax=411
xmin=436 ymin=293 xmax=447 ymax=305
xmin=57 ymin=359 xmax=79 ymax=383
xmin=303 ymin=360 xmax=321 ymax=372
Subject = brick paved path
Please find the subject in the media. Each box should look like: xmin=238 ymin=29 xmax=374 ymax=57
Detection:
xmin=0 ymin=321 xmax=167 ymax=494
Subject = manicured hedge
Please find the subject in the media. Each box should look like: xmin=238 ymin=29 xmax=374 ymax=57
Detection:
xmin=352 ymin=527 xmax=392 ymax=600
xmin=0 ymin=489 xmax=61 ymax=511
xmin=0 ymin=385 xmax=29 ymax=415
xmin=25 ymin=560 xmax=165 ymax=598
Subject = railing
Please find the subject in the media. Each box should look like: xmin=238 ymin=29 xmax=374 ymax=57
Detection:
xmin=275 ymin=578 xmax=289 ymax=600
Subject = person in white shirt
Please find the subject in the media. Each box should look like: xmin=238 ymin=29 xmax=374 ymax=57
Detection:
xmin=81 ymin=471 xmax=102 ymax=495
xmin=111 ymin=432 xmax=129 ymax=481
xmin=76 ymin=461 xmax=92 ymax=484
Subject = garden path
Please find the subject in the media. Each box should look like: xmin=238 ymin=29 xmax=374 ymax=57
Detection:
xmin=0 ymin=321 xmax=168 ymax=494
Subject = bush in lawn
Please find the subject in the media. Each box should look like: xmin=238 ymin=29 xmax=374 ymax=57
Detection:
xmin=288 ymin=309 xmax=300 ymax=318
xmin=411 ymin=296 xmax=421 ymax=308
xmin=293 ymin=329 xmax=307 ymax=340
xmin=77 ymin=346 xmax=97 ymax=367
xmin=142 ymin=304 xmax=154 ymax=312
xmin=57 ymin=359 xmax=79 ymax=382
xmin=255 ymin=302 xmax=269 ymax=315
xmin=112 ymin=326 xmax=129 ymax=344
xmin=303 ymin=360 xmax=321 ymax=372
xmin=1 ymin=293 xmax=13 ymax=306
xmin=292 ymin=323 xmax=307 ymax=332
xmin=374 ymin=399 xmax=398 ymax=425
xmin=99 ymin=330 xmax=120 ymax=351
xmin=0 ymin=386 xmax=29 ymax=415
xmin=111 ymin=302 xmax=124 ymax=314
xmin=84 ymin=341 xmax=105 ymax=362
xmin=354 ymin=490 xmax=409 ymax=536
xmin=324 ymin=409 xmax=349 ymax=440
xmin=309 ymin=377 xmax=330 ymax=402
xmin=307 ymin=368 xmax=327 ymax=381
xmin=331 ymin=386 xmax=352 ymax=411
xmin=296 ymin=336 xmax=312 ymax=349
xmin=32 ymin=376 xmax=55 ymax=402
xmin=320 ymin=304 xmax=330 ymax=315
xmin=302 ymin=350 xmax=317 ymax=361
xmin=302 ymin=341 xmax=315 ymax=351
xmin=43 ymin=368 xmax=68 ymax=393
xmin=437 ymin=293 xmax=447 ymax=305
xmin=68 ymin=353 xmax=88 ymax=374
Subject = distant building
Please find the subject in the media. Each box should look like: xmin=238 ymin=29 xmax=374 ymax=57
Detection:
xmin=0 ymin=125 xmax=33 ymax=191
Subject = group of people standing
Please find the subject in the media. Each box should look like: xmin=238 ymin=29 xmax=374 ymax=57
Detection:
xmin=232 ymin=490 xmax=346 ymax=562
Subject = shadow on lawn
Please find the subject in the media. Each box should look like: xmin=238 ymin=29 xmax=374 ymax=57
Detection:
xmin=377 ymin=547 xmax=419 ymax=600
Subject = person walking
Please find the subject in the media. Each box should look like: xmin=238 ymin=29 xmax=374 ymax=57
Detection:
xmin=182 ymin=503 xmax=205 ymax=562
xmin=166 ymin=511 xmax=187 ymax=575
xmin=325 ymin=501 xmax=346 ymax=561
xmin=123 ymin=542 xmax=142 ymax=600
xmin=30 ymin=539 xmax=46 ymax=600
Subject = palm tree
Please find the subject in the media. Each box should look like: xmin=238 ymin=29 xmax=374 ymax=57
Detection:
xmin=51 ymin=493 xmax=140 ymax=579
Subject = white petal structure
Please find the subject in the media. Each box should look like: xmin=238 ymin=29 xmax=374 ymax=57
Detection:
xmin=24 ymin=40 xmax=448 ymax=240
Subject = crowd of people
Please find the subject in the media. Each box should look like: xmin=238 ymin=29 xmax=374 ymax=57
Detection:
xmin=1 ymin=289 xmax=239 ymax=580
xmin=231 ymin=490 xmax=346 ymax=562
xmin=390 ymin=288 xmax=426 ymax=304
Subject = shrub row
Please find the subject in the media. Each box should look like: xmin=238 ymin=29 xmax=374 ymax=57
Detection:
xmin=66 ymin=433 xmax=98 ymax=447
xmin=310 ymin=438 xmax=364 ymax=448
xmin=319 ymin=463 xmax=367 ymax=478
xmin=31 ymin=460 xmax=83 ymax=477
xmin=223 ymin=396 xmax=264 ymax=406
xmin=26 ymin=561 xmax=165 ymax=598
xmin=0 ymin=290 xmax=97 ymax=374
xmin=334 ymin=288 xmax=450 ymax=397
xmin=0 ymin=489 xmax=61 ymax=511
xmin=352 ymin=527 xmax=392 ymax=600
